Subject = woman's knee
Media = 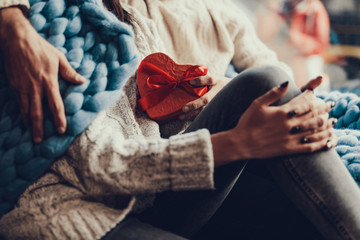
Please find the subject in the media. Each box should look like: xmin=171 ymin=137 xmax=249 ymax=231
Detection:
xmin=230 ymin=66 xmax=301 ymax=105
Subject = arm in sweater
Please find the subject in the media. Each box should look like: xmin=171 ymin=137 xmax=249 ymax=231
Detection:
xmin=221 ymin=0 xmax=294 ymax=79
xmin=64 ymin=102 xmax=214 ymax=196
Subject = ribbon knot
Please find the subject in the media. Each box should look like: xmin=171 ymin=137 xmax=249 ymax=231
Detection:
xmin=137 ymin=61 xmax=208 ymax=112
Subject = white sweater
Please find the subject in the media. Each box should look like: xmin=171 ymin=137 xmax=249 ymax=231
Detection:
xmin=0 ymin=1 xmax=292 ymax=239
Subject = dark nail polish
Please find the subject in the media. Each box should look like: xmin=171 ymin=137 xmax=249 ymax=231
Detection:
xmin=301 ymin=137 xmax=311 ymax=144
xmin=288 ymin=110 xmax=297 ymax=118
xmin=280 ymin=81 xmax=289 ymax=88
xmin=323 ymin=139 xmax=332 ymax=150
xmin=290 ymin=126 xmax=302 ymax=134
xmin=332 ymin=119 xmax=338 ymax=126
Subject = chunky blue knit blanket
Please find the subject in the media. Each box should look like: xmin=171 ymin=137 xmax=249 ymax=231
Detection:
xmin=0 ymin=0 xmax=139 ymax=217
xmin=317 ymin=91 xmax=360 ymax=187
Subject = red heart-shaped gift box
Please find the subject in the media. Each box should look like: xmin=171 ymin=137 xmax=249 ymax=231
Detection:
xmin=137 ymin=52 xmax=208 ymax=123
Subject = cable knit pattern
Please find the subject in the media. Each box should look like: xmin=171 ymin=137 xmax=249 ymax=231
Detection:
xmin=0 ymin=2 xmax=215 ymax=239
xmin=333 ymin=129 xmax=360 ymax=187
xmin=0 ymin=1 xmax=296 ymax=239
xmin=120 ymin=0 xmax=293 ymax=78
xmin=316 ymin=91 xmax=360 ymax=186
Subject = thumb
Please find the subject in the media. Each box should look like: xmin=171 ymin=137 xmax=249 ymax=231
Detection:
xmin=183 ymin=95 xmax=208 ymax=112
xmin=59 ymin=53 xmax=86 ymax=84
xmin=300 ymin=75 xmax=322 ymax=92
xmin=256 ymin=81 xmax=289 ymax=106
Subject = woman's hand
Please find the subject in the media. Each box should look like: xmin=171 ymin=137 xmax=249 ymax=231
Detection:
xmin=0 ymin=7 xmax=85 ymax=143
xmin=179 ymin=74 xmax=230 ymax=120
xmin=301 ymin=75 xmax=323 ymax=91
xmin=211 ymin=81 xmax=336 ymax=166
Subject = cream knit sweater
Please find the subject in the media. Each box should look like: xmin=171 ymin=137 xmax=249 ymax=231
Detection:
xmin=0 ymin=1 xmax=292 ymax=239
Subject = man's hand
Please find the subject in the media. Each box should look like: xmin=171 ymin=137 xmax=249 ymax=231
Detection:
xmin=0 ymin=7 xmax=85 ymax=143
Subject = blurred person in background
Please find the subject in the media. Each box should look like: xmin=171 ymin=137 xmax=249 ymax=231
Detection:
xmin=279 ymin=0 xmax=331 ymax=90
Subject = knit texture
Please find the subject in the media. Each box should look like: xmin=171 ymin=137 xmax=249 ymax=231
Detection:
xmin=316 ymin=91 xmax=360 ymax=187
xmin=0 ymin=0 xmax=139 ymax=217
xmin=0 ymin=1 xmax=305 ymax=239
xmin=0 ymin=5 xmax=215 ymax=239
xmin=120 ymin=0 xmax=293 ymax=78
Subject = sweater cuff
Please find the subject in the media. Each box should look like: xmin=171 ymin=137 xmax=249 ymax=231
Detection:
xmin=168 ymin=129 xmax=214 ymax=191
xmin=0 ymin=0 xmax=29 ymax=12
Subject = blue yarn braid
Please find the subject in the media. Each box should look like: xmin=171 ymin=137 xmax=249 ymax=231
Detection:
xmin=0 ymin=0 xmax=139 ymax=217
xmin=317 ymin=91 xmax=360 ymax=187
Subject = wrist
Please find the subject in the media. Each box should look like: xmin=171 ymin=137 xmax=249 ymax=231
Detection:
xmin=0 ymin=7 xmax=28 ymax=46
xmin=211 ymin=130 xmax=248 ymax=167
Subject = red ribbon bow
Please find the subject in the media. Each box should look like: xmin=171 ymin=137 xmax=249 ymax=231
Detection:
xmin=137 ymin=60 xmax=208 ymax=112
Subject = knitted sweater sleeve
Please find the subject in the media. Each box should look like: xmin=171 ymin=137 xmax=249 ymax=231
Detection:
xmin=64 ymin=98 xmax=215 ymax=196
xmin=220 ymin=0 xmax=293 ymax=78
xmin=0 ymin=0 xmax=29 ymax=10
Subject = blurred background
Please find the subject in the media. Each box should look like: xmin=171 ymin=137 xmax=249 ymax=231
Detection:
xmin=231 ymin=0 xmax=360 ymax=94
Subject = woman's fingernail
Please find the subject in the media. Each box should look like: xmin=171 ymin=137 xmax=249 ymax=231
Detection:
xmin=290 ymin=126 xmax=302 ymax=134
xmin=34 ymin=137 xmax=42 ymax=144
xmin=179 ymin=115 xmax=185 ymax=120
xmin=324 ymin=139 xmax=333 ymax=150
xmin=325 ymin=143 xmax=332 ymax=150
xmin=288 ymin=110 xmax=297 ymax=118
xmin=332 ymin=118 xmax=338 ymax=126
xmin=301 ymin=137 xmax=311 ymax=144
xmin=280 ymin=81 xmax=289 ymax=88
xmin=183 ymin=106 xmax=189 ymax=112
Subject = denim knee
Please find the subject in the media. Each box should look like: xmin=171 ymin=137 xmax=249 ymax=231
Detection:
xmin=231 ymin=66 xmax=300 ymax=106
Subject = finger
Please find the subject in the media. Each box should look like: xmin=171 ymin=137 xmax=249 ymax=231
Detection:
xmin=58 ymin=53 xmax=86 ymax=84
xmin=297 ymin=133 xmax=335 ymax=153
xmin=325 ymin=136 xmax=338 ymax=150
xmin=293 ymin=114 xmax=334 ymax=133
xmin=30 ymin=90 xmax=44 ymax=143
xmin=189 ymin=75 xmax=215 ymax=86
xmin=45 ymin=79 xmax=67 ymax=134
xmin=183 ymin=95 xmax=210 ymax=113
xmin=300 ymin=76 xmax=322 ymax=92
xmin=298 ymin=129 xmax=333 ymax=144
xmin=287 ymin=91 xmax=318 ymax=116
xmin=295 ymin=99 xmax=334 ymax=120
xmin=255 ymin=81 xmax=289 ymax=106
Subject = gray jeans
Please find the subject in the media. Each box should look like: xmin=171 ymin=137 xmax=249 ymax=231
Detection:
xmin=102 ymin=66 xmax=360 ymax=240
